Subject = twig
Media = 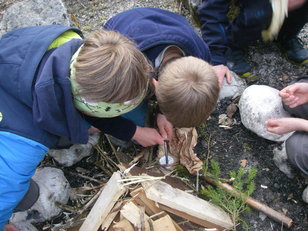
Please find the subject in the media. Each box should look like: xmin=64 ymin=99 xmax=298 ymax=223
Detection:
xmin=96 ymin=143 xmax=119 ymax=169
xmin=55 ymin=202 xmax=78 ymax=213
xmin=203 ymin=175 xmax=293 ymax=228
xmin=104 ymin=134 xmax=122 ymax=164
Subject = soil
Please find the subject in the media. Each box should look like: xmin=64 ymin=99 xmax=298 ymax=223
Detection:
xmin=5 ymin=0 xmax=307 ymax=230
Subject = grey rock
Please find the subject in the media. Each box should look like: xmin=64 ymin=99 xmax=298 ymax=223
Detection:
xmin=10 ymin=167 xmax=70 ymax=224
xmin=0 ymin=0 xmax=70 ymax=36
xmin=273 ymin=143 xmax=295 ymax=179
xmin=239 ymin=85 xmax=293 ymax=142
xmin=219 ymin=72 xmax=247 ymax=100
xmin=48 ymin=132 xmax=100 ymax=167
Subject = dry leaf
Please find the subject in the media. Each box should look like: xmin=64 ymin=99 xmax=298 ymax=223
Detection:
xmin=240 ymin=159 xmax=247 ymax=167
xmin=287 ymin=193 xmax=293 ymax=200
xmin=226 ymin=103 xmax=238 ymax=118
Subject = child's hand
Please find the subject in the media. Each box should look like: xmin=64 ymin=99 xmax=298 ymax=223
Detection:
xmin=212 ymin=64 xmax=232 ymax=87
xmin=266 ymin=117 xmax=308 ymax=135
xmin=88 ymin=126 xmax=100 ymax=134
xmin=4 ymin=224 xmax=19 ymax=231
xmin=288 ymin=0 xmax=306 ymax=11
xmin=156 ymin=113 xmax=173 ymax=141
xmin=132 ymin=126 xmax=164 ymax=147
xmin=279 ymin=83 xmax=308 ymax=108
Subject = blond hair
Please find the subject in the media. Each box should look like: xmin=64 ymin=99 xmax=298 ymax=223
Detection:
xmin=74 ymin=30 xmax=152 ymax=103
xmin=156 ymin=56 xmax=219 ymax=127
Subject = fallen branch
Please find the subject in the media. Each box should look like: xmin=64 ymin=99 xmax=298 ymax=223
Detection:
xmin=203 ymin=176 xmax=293 ymax=228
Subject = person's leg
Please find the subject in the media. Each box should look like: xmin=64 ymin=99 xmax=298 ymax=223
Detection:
xmin=277 ymin=2 xmax=308 ymax=65
xmin=227 ymin=0 xmax=272 ymax=77
xmin=13 ymin=179 xmax=40 ymax=212
xmin=285 ymin=131 xmax=308 ymax=176
xmin=0 ymin=132 xmax=47 ymax=230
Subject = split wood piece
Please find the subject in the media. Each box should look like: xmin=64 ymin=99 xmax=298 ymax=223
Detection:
xmin=152 ymin=214 xmax=178 ymax=231
xmin=130 ymin=187 xmax=162 ymax=215
xmin=157 ymin=127 xmax=202 ymax=174
xmin=120 ymin=201 xmax=150 ymax=230
xmin=130 ymin=188 xmax=183 ymax=231
xmin=101 ymin=201 xmax=123 ymax=231
xmin=79 ymin=172 xmax=127 ymax=231
xmin=142 ymin=180 xmax=233 ymax=230
xmin=112 ymin=219 xmax=134 ymax=231
xmin=203 ymin=176 xmax=293 ymax=228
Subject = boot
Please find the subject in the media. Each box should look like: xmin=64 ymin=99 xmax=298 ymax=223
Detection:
xmin=278 ymin=36 xmax=308 ymax=65
xmin=227 ymin=48 xmax=252 ymax=77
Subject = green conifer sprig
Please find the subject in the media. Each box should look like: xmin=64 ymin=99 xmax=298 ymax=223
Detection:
xmin=201 ymin=160 xmax=257 ymax=231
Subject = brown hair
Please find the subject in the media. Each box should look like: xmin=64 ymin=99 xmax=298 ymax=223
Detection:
xmin=74 ymin=29 xmax=152 ymax=103
xmin=156 ymin=56 xmax=220 ymax=127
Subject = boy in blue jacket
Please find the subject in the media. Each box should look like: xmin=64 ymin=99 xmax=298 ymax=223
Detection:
xmin=0 ymin=25 xmax=154 ymax=230
xmin=198 ymin=0 xmax=308 ymax=77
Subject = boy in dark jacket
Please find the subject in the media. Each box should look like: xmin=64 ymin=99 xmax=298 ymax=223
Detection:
xmin=0 ymin=25 xmax=153 ymax=230
xmin=198 ymin=0 xmax=308 ymax=77
xmin=103 ymin=7 xmax=222 ymax=141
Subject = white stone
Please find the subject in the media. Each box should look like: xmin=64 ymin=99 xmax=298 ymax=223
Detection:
xmin=239 ymin=85 xmax=293 ymax=142
xmin=219 ymin=72 xmax=247 ymax=100
xmin=10 ymin=167 xmax=70 ymax=224
xmin=48 ymin=132 xmax=100 ymax=167
xmin=0 ymin=0 xmax=70 ymax=36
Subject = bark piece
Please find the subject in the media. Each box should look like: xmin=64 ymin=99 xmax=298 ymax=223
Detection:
xmin=158 ymin=127 xmax=202 ymax=174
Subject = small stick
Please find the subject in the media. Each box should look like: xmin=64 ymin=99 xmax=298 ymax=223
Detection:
xmin=203 ymin=176 xmax=293 ymax=228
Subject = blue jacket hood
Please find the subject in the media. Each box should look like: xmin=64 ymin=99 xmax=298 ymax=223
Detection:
xmin=104 ymin=7 xmax=211 ymax=62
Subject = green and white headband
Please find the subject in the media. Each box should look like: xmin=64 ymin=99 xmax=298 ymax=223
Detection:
xmin=70 ymin=46 xmax=148 ymax=118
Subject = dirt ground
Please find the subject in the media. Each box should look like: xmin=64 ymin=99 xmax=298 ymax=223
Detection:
xmin=35 ymin=0 xmax=308 ymax=230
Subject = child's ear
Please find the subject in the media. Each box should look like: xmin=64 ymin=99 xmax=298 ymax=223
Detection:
xmin=152 ymin=78 xmax=159 ymax=89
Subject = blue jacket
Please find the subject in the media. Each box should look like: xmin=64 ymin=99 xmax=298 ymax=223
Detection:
xmin=198 ymin=0 xmax=272 ymax=65
xmin=0 ymin=25 xmax=89 ymax=148
xmin=104 ymin=7 xmax=212 ymax=63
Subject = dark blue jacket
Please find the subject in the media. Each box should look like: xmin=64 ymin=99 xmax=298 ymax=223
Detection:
xmin=104 ymin=7 xmax=212 ymax=63
xmin=0 ymin=25 xmax=89 ymax=148
xmin=198 ymin=0 xmax=272 ymax=65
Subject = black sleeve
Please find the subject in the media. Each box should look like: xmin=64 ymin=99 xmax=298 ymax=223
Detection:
xmin=84 ymin=115 xmax=137 ymax=141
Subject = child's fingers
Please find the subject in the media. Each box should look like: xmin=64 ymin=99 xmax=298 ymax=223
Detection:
xmin=226 ymin=71 xmax=232 ymax=84
xmin=159 ymin=127 xmax=167 ymax=140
